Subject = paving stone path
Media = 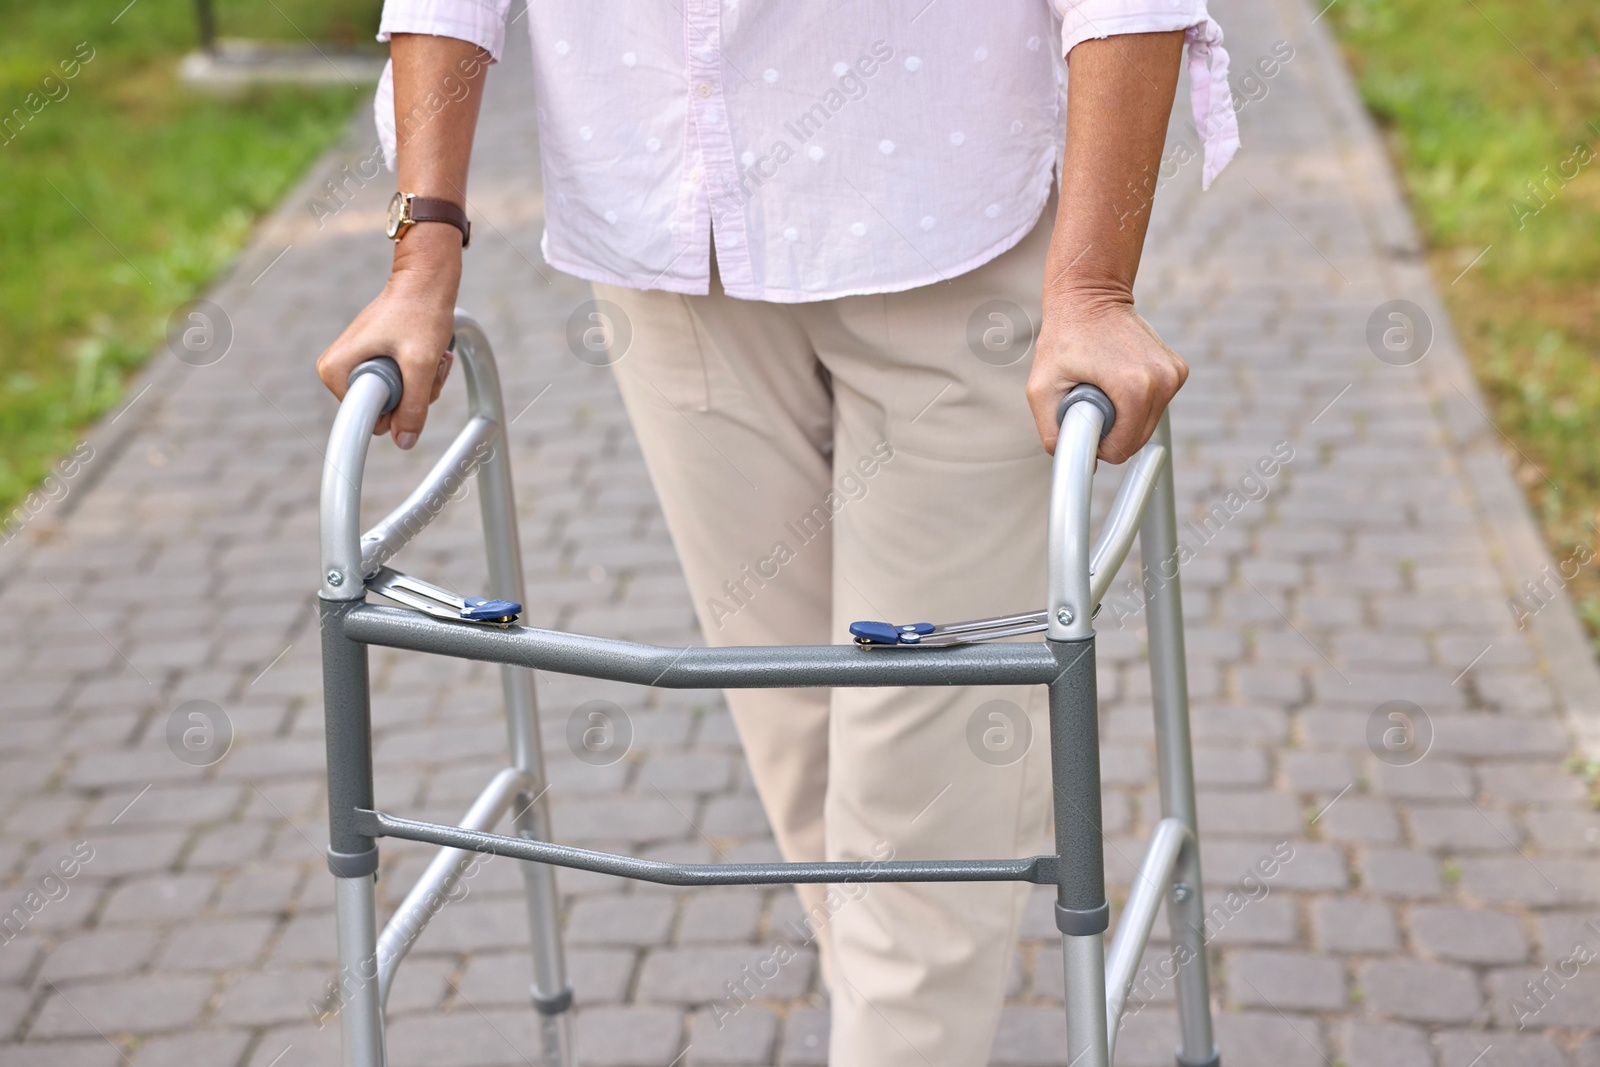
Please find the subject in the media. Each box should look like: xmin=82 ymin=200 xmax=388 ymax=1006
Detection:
xmin=3 ymin=0 xmax=1599 ymax=1064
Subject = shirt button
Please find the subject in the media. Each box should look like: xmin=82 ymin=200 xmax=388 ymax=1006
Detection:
xmin=697 ymin=83 xmax=712 ymax=98
xmin=689 ymin=169 xmax=703 ymax=185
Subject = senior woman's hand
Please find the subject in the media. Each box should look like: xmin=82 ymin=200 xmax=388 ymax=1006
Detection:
xmin=1029 ymin=297 xmax=1186 ymax=463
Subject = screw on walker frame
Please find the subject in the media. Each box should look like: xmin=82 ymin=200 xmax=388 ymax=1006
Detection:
xmin=317 ymin=313 xmax=1221 ymax=1067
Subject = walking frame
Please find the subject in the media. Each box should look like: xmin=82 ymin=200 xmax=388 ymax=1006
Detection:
xmin=317 ymin=311 xmax=1221 ymax=1067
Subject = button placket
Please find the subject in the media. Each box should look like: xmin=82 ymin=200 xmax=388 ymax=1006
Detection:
xmin=683 ymin=0 xmax=752 ymax=291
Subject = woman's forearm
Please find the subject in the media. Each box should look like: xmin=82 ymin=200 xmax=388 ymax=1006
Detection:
xmin=388 ymin=32 xmax=491 ymax=277
xmin=1048 ymin=30 xmax=1185 ymax=309
xmin=313 ymin=33 xmax=493 ymax=449
xmin=1027 ymin=30 xmax=1190 ymax=462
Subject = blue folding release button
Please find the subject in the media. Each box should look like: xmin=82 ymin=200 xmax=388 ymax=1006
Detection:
xmin=899 ymin=622 xmax=935 ymax=635
xmin=461 ymin=597 xmax=522 ymax=621
xmin=849 ymin=620 xmax=900 ymax=645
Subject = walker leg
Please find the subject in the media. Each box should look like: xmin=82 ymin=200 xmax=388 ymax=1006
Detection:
xmin=1048 ymin=645 xmax=1111 ymax=1067
xmin=1138 ymin=414 xmax=1219 ymax=1067
xmin=473 ymin=372 xmax=576 ymax=1065
xmin=320 ymin=599 xmax=387 ymax=1067
xmin=512 ymin=781 xmax=577 ymax=1066
xmin=1064 ymin=933 xmax=1111 ymax=1067
xmin=335 ymin=876 xmax=386 ymax=1067
xmin=495 ymin=657 xmax=576 ymax=1057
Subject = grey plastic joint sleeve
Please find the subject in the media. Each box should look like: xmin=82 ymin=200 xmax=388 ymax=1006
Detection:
xmin=348 ymin=357 xmax=403 ymax=416
xmin=1178 ymin=1047 xmax=1221 ymax=1067
xmin=1054 ymin=898 xmax=1110 ymax=936
xmin=1056 ymin=383 xmax=1115 ymax=439
xmin=532 ymin=984 xmax=574 ymax=1015
xmin=326 ymin=845 xmax=379 ymax=879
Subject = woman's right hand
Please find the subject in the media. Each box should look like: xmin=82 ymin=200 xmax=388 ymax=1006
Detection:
xmin=316 ymin=223 xmax=464 ymax=448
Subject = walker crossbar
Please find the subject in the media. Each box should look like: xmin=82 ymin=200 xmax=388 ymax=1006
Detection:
xmin=359 ymin=414 xmax=500 ymax=575
xmin=338 ymin=601 xmax=1072 ymax=687
xmin=317 ymin=311 xmax=1220 ymax=1067
xmin=358 ymin=807 xmax=1064 ymax=886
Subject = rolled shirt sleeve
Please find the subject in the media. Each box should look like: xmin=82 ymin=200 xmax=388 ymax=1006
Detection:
xmin=374 ymin=0 xmax=513 ymax=168
xmin=1053 ymin=0 xmax=1241 ymax=189
xmin=377 ymin=0 xmax=513 ymax=60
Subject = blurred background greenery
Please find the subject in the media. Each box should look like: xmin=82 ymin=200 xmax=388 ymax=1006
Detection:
xmin=0 ymin=0 xmax=379 ymax=514
xmin=1327 ymin=0 xmax=1600 ymax=643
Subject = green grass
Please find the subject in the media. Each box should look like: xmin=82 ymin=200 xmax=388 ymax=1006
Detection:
xmin=1326 ymin=0 xmax=1600 ymax=644
xmin=0 ymin=0 xmax=379 ymax=520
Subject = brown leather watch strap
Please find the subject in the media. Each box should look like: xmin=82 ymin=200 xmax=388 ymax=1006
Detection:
xmin=406 ymin=196 xmax=471 ymax=248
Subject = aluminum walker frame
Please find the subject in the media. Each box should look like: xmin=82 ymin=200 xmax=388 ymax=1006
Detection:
xmin=317 ymin=310 xmax=1221 ymax=1067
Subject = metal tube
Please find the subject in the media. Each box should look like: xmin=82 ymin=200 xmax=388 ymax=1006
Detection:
xmin=335 ymin=874 xmax=387 ymax=1067
xmin=451 ymin=314 xmax=544 ymax=773
xmin=1048 ymin=404 xmax=1104 ymax=641
xmin=358 ymin=808 xmax=1061 ymax=886
xmin=1105 ymin=817 xmax=1191 ymax=1060
xmin=342 ymin=603 xmax=1069 ymax=688
xmin=511 ymin=790 xmax=573 ymax=1022
xmin=1046 ymin=646 xmax=1107 ymax=925
xmin=1043 ymin=389 xmax=1112 ymax=1065
xmin=321 ymin=374 xmax=392 ymax=600
xmin=1138 ymin=412 xmax=1218 ymax=1067
xmin=1088 ymin=443 xmax=1168 ymax=608
xmin=930 ymin=609 xmax=1048 ymax=637
xmin=376 ymin=767 xmax=529 ymax=1007
xmin=452 ymin=312 xmax=574 ymax=1043
xmin=359 ymin=416 xmax=501 ymax=576
xmin=321 ymin=374 xmax=388 ymax=1067
xmin=320 ymin=599 xmax=378 ymax=872
xmin=1064 ymin=932 xmax=1111 ymax=1067
xmin=533 ymin=1012 xmax=575 ymax=1067
xmin=913 ymin=620 xmax=1051 ymax=645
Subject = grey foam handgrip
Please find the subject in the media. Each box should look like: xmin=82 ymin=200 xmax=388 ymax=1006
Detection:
xmin=1056 ymin=383 xmax=1115 ymax=439
xmin=348 ymin=357 xmax=403 ymax=416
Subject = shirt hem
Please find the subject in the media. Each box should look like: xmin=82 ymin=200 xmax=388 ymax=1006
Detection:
xmin=544 ymin=252 xmax=714 ymax=298
xmin=737 ymin=208 xmax=1047 ymax=303
xmin=735 ymin=159 xmax=1058 ymax=303
xmin=553 ymin=164 xmax=1059 ymax=305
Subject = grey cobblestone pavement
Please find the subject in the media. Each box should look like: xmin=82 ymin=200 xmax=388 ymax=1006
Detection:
xmin=3 ymin=0 xmax=1599 ymax=1064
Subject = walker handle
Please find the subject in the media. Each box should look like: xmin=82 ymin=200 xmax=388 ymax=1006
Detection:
xmin=348 ymin=357 xmax=404 ymax=416
xmin=1056 ymin=383 xmax=1115 ymax=439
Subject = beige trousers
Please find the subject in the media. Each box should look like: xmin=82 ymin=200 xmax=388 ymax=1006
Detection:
xmin=594 ymin=207 xmax=1056 ymax=1066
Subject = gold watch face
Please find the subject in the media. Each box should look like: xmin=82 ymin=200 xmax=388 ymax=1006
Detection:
xmin=386 ymin=191 xmax=409 ymax=239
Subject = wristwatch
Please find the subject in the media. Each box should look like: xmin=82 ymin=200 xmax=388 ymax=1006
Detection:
xmin=387 ymin=192 xmax=471 ymax=248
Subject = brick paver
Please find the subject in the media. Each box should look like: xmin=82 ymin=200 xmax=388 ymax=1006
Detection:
xmin=3 ymin=0 xmax=1598 ymax=1063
